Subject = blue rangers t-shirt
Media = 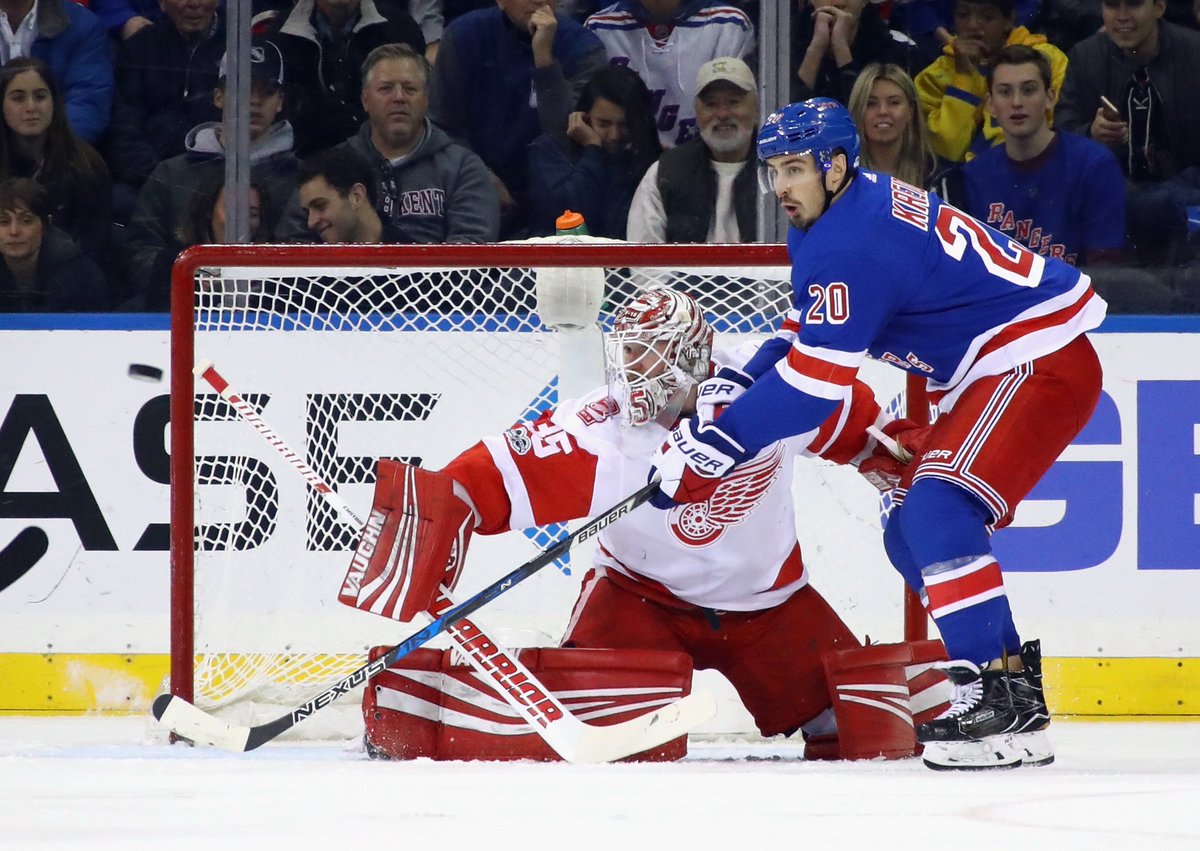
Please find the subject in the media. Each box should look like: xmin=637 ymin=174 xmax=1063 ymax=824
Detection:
xmin=958 ymin=131 xmax=1126 ymax=266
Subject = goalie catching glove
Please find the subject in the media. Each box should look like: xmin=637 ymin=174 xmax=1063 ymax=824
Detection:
xmin=338 ymin=459 xmax=475 ymax=622
xmin=856 ymin=418 xmax=930 ymax=493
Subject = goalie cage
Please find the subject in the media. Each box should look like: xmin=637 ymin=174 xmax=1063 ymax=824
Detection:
xmin=169 ymin=242 xmax=928 ymax=742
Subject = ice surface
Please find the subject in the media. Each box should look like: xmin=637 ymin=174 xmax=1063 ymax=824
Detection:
xmin=1 ymin=716 xmax=1197 ymax=850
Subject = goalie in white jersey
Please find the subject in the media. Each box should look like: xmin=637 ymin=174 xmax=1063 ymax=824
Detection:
xmin=350 ymin=287 xmax=943 ymax=757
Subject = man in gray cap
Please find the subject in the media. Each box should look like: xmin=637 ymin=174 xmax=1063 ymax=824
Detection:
xmin=626 ymin=57 xmax=760 ymax=243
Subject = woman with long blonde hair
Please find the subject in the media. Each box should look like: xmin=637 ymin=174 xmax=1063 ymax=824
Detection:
xmin=848 ymin=63 xmax=937 ymax=188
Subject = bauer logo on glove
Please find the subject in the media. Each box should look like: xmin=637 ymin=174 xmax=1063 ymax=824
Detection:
xmin=670 ymin=426 xmax=732 ymax=474
xmin=649 ymin=417 xmax=748 ymax=508
xmin=338 ymin=459 xmax=475 ymax=622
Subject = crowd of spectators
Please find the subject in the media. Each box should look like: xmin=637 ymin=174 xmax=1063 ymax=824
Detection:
xmin=0 ymin=0 xmax=1197 ymax=312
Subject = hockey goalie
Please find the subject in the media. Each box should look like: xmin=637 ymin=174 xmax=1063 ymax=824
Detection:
xmin=343 ymin=286 xmax=949 ymax=761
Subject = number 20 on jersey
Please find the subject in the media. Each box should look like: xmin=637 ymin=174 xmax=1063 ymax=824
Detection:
xmin=806 ymin=282 xmax=850 ymax=324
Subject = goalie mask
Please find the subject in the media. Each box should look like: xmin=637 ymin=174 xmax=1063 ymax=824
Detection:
xmin=604 ymin=288 xmax=713 ymax=427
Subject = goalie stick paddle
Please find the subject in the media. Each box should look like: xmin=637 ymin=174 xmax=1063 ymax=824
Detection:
xmin=155 ymin=359 xmax=714 ymax=757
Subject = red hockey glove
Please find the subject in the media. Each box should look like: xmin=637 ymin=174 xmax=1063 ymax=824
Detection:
xmin=649 ymin=417 xmax=747 ymax=509
xmin=857 ymin=419 xmax=930 ymax=493
xmin=338 ymin=459 xmax=475 ymax=622
xmin=695 ymin=367 xmax=752 ymax=424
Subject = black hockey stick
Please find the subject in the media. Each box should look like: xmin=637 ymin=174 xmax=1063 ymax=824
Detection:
xmin=152 ymin=478 xmax=664 ymax=752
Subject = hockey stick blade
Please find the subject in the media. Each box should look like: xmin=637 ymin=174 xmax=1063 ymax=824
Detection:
xmin=565 ymin=688 xmax=717 ymax=763
xmin=152 ymin=693 xmax=251 ymax=751
xmin=153 ymin=479 xmax=664 ymax=752
xmin=189 ymin=357 xmax=712 ymax=761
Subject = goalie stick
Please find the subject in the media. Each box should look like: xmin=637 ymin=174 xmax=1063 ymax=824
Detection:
xmin=153 ymin=359 xmax=715 ymax=758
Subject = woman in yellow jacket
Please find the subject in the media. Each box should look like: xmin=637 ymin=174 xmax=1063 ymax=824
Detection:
xmin=915 ymin=0 xmax=1067 ymax=163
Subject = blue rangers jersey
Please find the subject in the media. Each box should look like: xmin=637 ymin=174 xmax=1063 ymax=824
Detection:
xmin=717 ymin=170 xmax=1108 ymax=456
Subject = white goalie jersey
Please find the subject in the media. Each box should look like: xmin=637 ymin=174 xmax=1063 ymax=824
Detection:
xmin=443 ymin=353 xmax=881 ymax=613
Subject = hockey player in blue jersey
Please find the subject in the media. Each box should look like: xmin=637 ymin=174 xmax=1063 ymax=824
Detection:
xmin=649 ymin=97 xmax=1108 ymax=769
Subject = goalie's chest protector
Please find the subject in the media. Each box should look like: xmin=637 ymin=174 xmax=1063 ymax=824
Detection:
xmin=483 ymin=389 xmax=808 ymax=612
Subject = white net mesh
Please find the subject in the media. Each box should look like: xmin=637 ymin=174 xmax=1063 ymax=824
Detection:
xmin=174 ymin=243 xmax=907 ymax=739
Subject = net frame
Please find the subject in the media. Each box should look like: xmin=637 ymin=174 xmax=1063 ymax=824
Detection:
xmin=168 ymin=242 xmax=924 ymax=718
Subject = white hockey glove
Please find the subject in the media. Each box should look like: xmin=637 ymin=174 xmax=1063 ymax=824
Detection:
xmin=695 ymin=367 xmax=752 ymax=424
xmin=649 ymin=417 xmax=748 ymax=509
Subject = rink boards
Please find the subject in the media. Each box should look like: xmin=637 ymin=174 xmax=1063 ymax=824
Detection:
xmin=0 ymin=314 xmax=1197 ymax=717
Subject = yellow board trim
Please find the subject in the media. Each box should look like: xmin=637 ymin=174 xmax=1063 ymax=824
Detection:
xmin=1045 ymin=657 xmax=1197 ymax=716
xmin=0 ymin=654 xmax=168 ymax=714
xmin=0 ymin=654 xmax=1196 ymax=716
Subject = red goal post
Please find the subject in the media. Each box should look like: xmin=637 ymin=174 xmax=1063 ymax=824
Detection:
xmin=169 ymin=242 xmax=925 ymax=735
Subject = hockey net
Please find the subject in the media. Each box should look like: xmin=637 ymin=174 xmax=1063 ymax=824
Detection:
xmin=169 ymin=242 xmax=917 ymax=740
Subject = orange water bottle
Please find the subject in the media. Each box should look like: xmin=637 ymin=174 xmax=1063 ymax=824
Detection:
xmin=555 ymin=210 xmax=589 ymax=236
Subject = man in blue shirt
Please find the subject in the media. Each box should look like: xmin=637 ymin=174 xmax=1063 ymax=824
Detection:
xmin=940 ymin=44 xmax=1126 ymax=267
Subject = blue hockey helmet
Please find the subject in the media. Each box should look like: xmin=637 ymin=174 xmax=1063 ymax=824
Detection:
xmin=757 ymin=98 xmax=861 ymax=172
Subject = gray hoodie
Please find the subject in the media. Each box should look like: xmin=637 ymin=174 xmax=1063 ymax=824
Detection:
xmin=127 ymin=119 xmax=300 ymax=307
xmin=282 ymin=118 xmax=499 ymax=244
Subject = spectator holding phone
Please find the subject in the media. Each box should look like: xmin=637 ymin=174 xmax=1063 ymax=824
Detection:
xmin=1056 ymin=0 xmax=1200 ymax=260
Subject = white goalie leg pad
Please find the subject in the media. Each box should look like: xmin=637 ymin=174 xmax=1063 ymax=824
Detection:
xmin=922 ymin=734 xmax=1023 ymax=771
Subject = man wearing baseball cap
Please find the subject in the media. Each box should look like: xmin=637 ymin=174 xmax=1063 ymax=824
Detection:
xmin=126 ymin=37 xmax=300 ymax=308
xmin=627 ymin=57 xmax=760 ymax=243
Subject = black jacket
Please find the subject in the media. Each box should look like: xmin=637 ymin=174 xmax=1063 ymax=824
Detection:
xmin=0 ymin=226 xmax=110 ymax=312
xmin=791 ymin=7 xmax=928 ymax=105
xmin=127 ymin=120 xmax=300 ymax=309
xmin=270 ymin=0 xmax=425 ymax=157
xmin=108 ymin=13 xmax=226 ymax=186
xmin=1057 ymin=22 xmax=1200 ymax=178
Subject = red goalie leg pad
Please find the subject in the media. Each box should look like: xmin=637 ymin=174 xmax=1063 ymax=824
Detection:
xmin=823 ymin=643 xmax=925 ymax=760
xmin=363 ymin=645 xmax=695 ymax=762
xmin=903 ymin=639 xmax=951 ymax=728
xmin=339 ymin=459 xmax=474 ymax=622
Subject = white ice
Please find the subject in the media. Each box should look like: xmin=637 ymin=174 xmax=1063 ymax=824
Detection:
xmin=1 ymin=716 xmax=1197 ymax=850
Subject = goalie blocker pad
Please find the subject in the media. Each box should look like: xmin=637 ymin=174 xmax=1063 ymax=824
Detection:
xmin=339 ymin=459 xmax=474 ymax=622
xmin=363 ymin=646 xmax=695 ymax=762
xmin=812 ymin=640 xmax=951 ymax=761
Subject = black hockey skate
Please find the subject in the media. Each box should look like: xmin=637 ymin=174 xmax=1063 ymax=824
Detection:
xmin=917 ymin=661 xmax=1022 ymax=770
xmin=1007 ymin=639 xmax=1054 ymax=767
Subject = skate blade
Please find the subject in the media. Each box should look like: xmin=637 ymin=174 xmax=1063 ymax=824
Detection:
xmin=1013 ymin=730 xmax=1055 ymax=767
xmin=922 ymin=734 xmax=1023 ymax=771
